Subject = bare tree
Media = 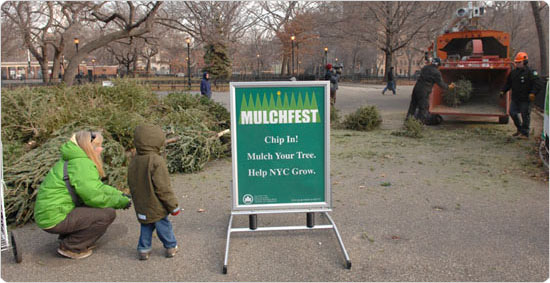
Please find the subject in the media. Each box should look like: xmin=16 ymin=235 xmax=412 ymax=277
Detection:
xmin=247 ymin=1 xmax=316 ymax=75
xmin=62 ymin=1 xmax=162 ymax=85
xmin=363 ymin=2 xmax=448 ymax=80
xmin=2 ymin=2 xmax=55 ymax=82
xmin=531 ymin=1 xmax=548 ymax=77
xmin=106 ymin=38 xmax=141 ymax=77
xmin=1 ymin=1 xmax=162 ymax=85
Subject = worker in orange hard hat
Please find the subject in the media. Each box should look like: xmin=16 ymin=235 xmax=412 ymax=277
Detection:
xmin=500 ymin=51 xmax=542 ymax=138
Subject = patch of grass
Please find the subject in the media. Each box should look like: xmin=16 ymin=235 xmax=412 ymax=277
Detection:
xmin=380 ymin=181 xmax=391 ymax=187
xmin=330 ymin=106 xmax=341 ymax=128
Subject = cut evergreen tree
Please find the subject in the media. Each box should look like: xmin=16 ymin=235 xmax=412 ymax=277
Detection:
xmin=443 ymin=79 xmax=473 ymax=107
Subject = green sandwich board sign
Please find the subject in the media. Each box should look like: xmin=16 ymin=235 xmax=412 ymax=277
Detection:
xmin=230 ymin=81 xmax=331 ymax=211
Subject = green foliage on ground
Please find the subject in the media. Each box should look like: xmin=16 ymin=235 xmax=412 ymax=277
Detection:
xmin=2 ymin=80 xmax=230 ymax=225
xmin=443 ymin=79 xmax=473 ymax=107
xmin=391 ymin=117 xmax=424 ymax=138
xmin=342 ymin=105 xmax=382 ymax=131
xmin=330 ymin=106 xmax=341 ymax=127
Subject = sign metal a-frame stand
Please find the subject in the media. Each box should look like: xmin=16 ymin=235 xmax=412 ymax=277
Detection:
xmin=223 ymin=81 xmax=351 ymax=274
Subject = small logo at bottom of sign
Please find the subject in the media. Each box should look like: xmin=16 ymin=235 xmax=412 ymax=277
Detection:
xmin=243 ymin=194 xmax=254 ymax=204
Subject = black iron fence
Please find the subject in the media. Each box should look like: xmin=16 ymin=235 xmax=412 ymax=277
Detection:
xmin=1 ymin=73 xmax=419 ymax=90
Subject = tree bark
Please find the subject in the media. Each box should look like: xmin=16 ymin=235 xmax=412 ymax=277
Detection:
xmin=530 ymin=1 xmax=548 ymax=77
xmin=50 ymin=49 xmax=63 ymax=83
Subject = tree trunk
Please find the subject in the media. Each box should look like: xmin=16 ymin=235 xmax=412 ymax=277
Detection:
xmin=51 ymin=50 xmax=63 ymax=83
xmin=530 ymin=1 xmax=548 ymax=77
xmin=384 ymin=50 xmax=393 ymax=82
xmin=63 ymin=53 xmax=88 ymax=85
xmin=281 ymin=55 xmax=288 ymax=76
xmin=132 ymin=58 xmax=137 ymax=77
xmin=146 ymin=58 xmax=152 ymax=76
xmin=39 ymin=58 xmax=50 ymax=84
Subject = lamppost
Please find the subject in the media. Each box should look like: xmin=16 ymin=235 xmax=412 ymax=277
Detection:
xmin=91 ymin=59 xmax=95 ymax=82
xmin=324 ymin=47 xmax=328 ymax=66
xmin=186 ymin=37 xmax=191 ymax=90
xmin=74 ymin=38 xmax=79 ymax=53
xmin=290 ymin=35 xmax=295 ymax=75
xmin=60 ymin=55 xmax=65 ymax=79
xmin=296 ymin=42 xmax=299 ymax=75
xmin=256 ymin=54 xmax=260 ymax=78
xmin=27 ymin=49 xmax=31 ymax=81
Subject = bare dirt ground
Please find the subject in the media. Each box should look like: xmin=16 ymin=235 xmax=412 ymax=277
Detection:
xmin=1 ymin=83 xmax=548 ymax=282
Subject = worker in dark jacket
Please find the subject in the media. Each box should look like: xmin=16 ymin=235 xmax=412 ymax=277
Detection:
xmin=501 ymin=51 xmax=541 ymax=138
xmin=200 ymin=72 xmax=212 ymax=99
xmin=406 ymin=58 xmax=454 ymax=124
xmin=325 ymin=64 xmax=339 ymax=105
xmin=382 ymin=66 xmax=396 ymax=95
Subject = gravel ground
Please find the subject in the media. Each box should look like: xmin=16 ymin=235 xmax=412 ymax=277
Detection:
xmin=1 ymin=83 xmax=548 ymax=282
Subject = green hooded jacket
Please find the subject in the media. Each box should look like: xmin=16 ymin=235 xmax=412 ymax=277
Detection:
xmin=34 ymin=140 xmax=130 ymax=229
xmin=128 ymin=124 xmax=179 ymax=224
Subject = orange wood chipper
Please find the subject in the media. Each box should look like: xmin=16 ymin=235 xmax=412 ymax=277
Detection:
xmin=429 ymin=29 xmax=513 ymax=124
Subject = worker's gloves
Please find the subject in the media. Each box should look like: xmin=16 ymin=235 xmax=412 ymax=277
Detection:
xmin=448 ymin=83 xmax=455 ymax=89
xmin=529 ymin=93 xmax=536 ymax=102
xmin=499 ymin=91 xmax=505 ymax=98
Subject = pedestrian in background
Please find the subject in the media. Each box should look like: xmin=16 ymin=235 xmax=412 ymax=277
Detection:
xmin=325 ymin=64 xmax=339 ymax=105
xmin=382 ymin=66 xmax=396 ymax=95
xmin=128 ymin=124 xmax=181 ymax=260
xmin=200 ymin=71 xmax=212 ymax=99
xmin=500 ymin=51 xmax=541 ymax=139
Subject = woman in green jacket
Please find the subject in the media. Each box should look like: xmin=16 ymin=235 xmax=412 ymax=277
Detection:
xmin=34 ymin=131 xmax=131 ymax=259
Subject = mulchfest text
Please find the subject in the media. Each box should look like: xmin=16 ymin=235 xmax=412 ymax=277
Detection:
xmin=238 ymin=91 xmax=321 ymax=125
xmin=240 ymin=109 xmax=319 ymax=125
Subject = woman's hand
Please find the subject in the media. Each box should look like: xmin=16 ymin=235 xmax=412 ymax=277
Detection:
xmin=123 ymin=198 xmax=132 ymax=210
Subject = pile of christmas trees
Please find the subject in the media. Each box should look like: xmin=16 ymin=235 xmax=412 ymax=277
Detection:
xmin=2 ymin=80 xmax=230 ymax=225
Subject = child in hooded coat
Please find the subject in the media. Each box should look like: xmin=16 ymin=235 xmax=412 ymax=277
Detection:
xmin=128 ymin=124 xmax=181 ymax=260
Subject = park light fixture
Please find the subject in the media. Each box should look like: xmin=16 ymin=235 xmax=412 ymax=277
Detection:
xmin=291 ymin=35 xmax=296 ymax=75
xmin=186 ymin=37 xmax=191 ymax=89
xmin=91 ymin=59 xmax=95 ymax=82
xmin=74 ymin=38 xmax=79 ymax=53
xmin=256 ymin=54 xmax=260 ymax=77
xmin=324 ymin=47 xmax=328 ymax=67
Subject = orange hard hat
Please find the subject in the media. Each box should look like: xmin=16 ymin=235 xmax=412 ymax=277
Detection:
xmin=514 ymin=52 xmax=528 ymax=63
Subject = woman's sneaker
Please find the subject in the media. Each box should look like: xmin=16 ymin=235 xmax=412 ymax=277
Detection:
xmin=165 ymin=246 xmax=178 ymax=258
xmin=57 ymin=247 xmax=92 ymax=259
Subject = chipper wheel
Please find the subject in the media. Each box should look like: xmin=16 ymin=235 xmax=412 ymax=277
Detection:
xmin=431 ymin=114 xmax=443 ymax=125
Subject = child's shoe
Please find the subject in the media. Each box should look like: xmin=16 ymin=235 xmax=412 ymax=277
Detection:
xmin=165 ymin=246 xmax=178 ymax=258
xmin=139 ymin=251 xmax=150 ymax=261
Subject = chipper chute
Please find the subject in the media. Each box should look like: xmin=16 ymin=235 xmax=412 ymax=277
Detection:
xmin=429 ymin=30 xmax=513 ymax=124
